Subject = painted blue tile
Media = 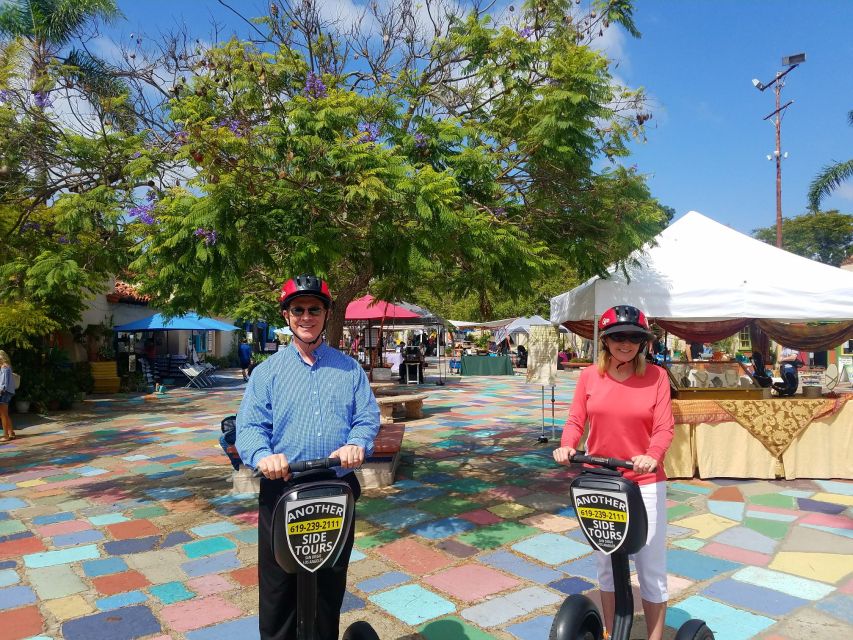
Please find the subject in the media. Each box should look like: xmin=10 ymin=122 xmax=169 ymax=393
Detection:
xmin=731 ymin=566 xmax=834 ymax=600
xmin=161 ymin=531 xmax=194 ymax=548
xmin=88 ymin=514 xmax=129 ymax=526
xmin=104 ymin=536 xmax=160 ymax=555
xmin=370 ymin=584 xmax=455 ymax=625
xmin=386 ymin=486 xmax=444 ymax=503
xmin=796 ymin=497 xmax=846 ymax=515
xmin=96 ymin=590 xmax=147 ymax=611
xmin=366 ymin=508 xmax=432 ymax=530
xmin=548 ymin=576 xmax=596 ymax=596
xmin=670 ymin=483 xmax=712 ymax=495
xmin=181 ymin=551 xmax=241 ymax=577
xmin=480 ymin=551 xmax=563 ymax=584
xmin=506 ymin=613 xmax=554 ymax=640
xmin=0 ymin=585 xmax=36 ymax=610
xmin=341 ymin=591 xmax=366 ymax=614
xmin=356 ymin=571 xmax=411 ymax=593
xmin=149 ymin=581 xmax=195 ymax=604
xmin=62 ymin=605 xmax=162 ymax=640
xmin=711 ymin=527 xmax=777 ymax=555
xmin=0 ymin=569 xmax=19 ymax=587
xmin=815 ymin=480 xmax=853 ymax=496
xmin=410 ymin=517 xmax=475 ymax=540
xmin=0 ymin=498 xmax=27 ymax=511
xmin=667 ymin=549 xmax=741 ymax=581
xmin=666 ymin=595 xmax=774 ymax=640
xmin=815 ymin=593 xmax=853 ymax=625
xmin=53 ymin=529 xmax=105 ymax=547
xmin=556 ymin=554 xmax=601 ymax=582
xmin=0 ymin=484 xmax=15 ymax=492
xmin=190 ymin=521 xmax=240 ymax=537
xmin=185 ymin=615 xmax=260 ymax=640
xmin=33 ymin=512 xmax=75 ymax=525
xmin=512 ymin=533 xmax=591 ymax=565
xmin=183 ymin=537 xmax=236 ymax=559
xmin=83 ymin=557 xmax=128 ymax=577
xmin=24 ymin=544 xmax=100 ymax=568
xmin=145 ymin=487 xmax=191 ymax=500
xmin=707 ymin=500 xmax=745 ymax=521
xmin=702 ymin=578 xmax=808 ymax=616
xmin=232 ymin=529 xmax=257 ymax=545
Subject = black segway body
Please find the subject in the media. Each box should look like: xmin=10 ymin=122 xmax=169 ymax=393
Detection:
xmin=262 ymin=458 xmax=379 ymax=640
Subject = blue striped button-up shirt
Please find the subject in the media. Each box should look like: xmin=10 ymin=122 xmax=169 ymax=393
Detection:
xmin=235 ymin=342 xmax=379 ymax=475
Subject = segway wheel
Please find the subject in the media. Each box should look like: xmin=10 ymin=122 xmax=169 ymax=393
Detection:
xmin=342 ymin=620 xmax=380 ymax=640
xmin=549 ymin=594 xmax=603 ymax=640
xmin=674 ymin=618 xmax=714 ymax=640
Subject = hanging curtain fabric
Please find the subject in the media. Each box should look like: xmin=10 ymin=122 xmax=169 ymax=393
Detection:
xmin=652 ymin=319 xmax=752 ymax=343
xmin=562 ymin=321 xmax=595 ymax=340
xmin=754 ymin=320 xmax=853 ymax=351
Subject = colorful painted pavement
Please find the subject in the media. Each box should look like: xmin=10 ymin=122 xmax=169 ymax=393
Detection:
xmin=0 ymin=372 xmax=851 ymax=640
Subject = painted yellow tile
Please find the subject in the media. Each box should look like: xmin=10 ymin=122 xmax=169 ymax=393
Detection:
xmin=488 ymin=502 xmax=534 ymax=519
xmin=44 ymin=595 xmax=93 ymax=620
xmin=521 ymin=513 xmax=578 ymax=532
xmin=670 ymin=513 xmax=738 ymax=539
xmin=769 ymin=551 xmax=853 ymax=584
xmin=810 ymin=492 xmax=853 ymax=507
xmin=18 ymin=478 xmax=46 ymax=488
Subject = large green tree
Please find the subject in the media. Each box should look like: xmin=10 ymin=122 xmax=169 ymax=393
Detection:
xmin=130 ymin=0 xmax=668 ymax=345
xmin=753 ymin=210 xmax=853 ymax=267
xmin=807 ymin=109 xmax=853 ymax=211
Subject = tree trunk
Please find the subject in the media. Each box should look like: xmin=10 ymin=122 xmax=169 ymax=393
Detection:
xmin=325 ymin=270 xmax=372 ymax=349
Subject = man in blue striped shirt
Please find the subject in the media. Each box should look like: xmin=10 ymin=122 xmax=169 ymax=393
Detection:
xmin=237 ymin=274 xmax=379 ymax=640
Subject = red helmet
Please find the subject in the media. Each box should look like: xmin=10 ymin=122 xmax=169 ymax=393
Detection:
xmin=279 ymin=274 xmax=332 ymax=309
xmin=598 ymin=305 xmax=653 ymax=338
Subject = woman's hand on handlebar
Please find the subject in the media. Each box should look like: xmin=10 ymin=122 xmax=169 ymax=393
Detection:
xmin=257 ymin=453 xmax=291 ymax=480
xmin=553 ymin=446 xmax=577 ymax=465
xmin=329 ymin=444 xmax=364 ymax=469
xmin=631 ymin=454 xmax=658 ymax=474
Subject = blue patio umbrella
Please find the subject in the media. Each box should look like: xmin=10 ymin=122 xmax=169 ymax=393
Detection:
xmin=114 ymin=313 xmax=237 ymax=332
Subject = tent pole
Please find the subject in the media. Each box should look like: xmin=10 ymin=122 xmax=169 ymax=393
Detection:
xmin=593 ymin=315 xmax=600 ymax=362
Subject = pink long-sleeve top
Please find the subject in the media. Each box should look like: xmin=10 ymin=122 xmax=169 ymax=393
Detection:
xmin=561 ymin=363 xmax=674 ymax=485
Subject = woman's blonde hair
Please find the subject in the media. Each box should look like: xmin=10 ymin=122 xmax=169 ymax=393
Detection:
xmin=0 ymin=350 xmax=10 ymax=367
xmin=597 ymin=338 xmax=647 ymax=377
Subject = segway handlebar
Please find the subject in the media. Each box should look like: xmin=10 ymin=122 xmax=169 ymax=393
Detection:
xmin=570 ymin=451 xmax=634 ymax=471
xmin=252 ymin=457 xmax=342 ymax=478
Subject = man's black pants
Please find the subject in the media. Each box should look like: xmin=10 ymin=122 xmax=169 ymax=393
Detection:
xmin=257 ymin=472 xmax=361 ymax=640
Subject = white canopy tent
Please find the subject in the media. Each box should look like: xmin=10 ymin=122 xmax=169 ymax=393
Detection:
xmin=551 ymin=211 xmax=853 ymax=325
xmin=493 ymin=316 xmax=569 ymax=344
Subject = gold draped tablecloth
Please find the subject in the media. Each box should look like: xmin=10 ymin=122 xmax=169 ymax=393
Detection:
xmin=668 ymin=394 xmax=852 ymax=479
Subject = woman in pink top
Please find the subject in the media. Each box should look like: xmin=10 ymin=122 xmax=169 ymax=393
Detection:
xmin=553 ymin=305 xmax=674 ymax=640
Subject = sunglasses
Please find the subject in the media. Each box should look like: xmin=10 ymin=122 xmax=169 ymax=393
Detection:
xmin=288 ymin=306 xmax=324 ymax=317
xmin=607 ymin=333 xmax=647 ymax=344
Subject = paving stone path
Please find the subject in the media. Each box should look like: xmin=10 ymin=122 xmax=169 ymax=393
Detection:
xmin=0 ymin=372 xmax=850 ymax=640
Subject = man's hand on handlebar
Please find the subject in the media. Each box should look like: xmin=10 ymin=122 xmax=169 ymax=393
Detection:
xmin=257 ymin=453 xmax=291 ymax=480
xmin=552 ymin=446 xmax=577 ymax=465
xmin=631 ymin=454 xmax=658 ymax=474
xmin=329 ymin=444 xmax=365 ymax=469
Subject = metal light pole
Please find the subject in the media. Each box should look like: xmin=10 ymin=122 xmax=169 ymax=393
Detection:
xmin=752 ymin=53 xmax=805 ymax=248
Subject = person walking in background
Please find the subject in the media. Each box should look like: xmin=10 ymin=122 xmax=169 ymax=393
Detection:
xmin=238 ymin=337 xmax=253 ymax=381
xmin=237 ymin=274 xmax=379 ymax=640
xmin=0 ymin=350 xmax=16 ymax=441
xmin=553 ymin=305 xmax=673 ymax=640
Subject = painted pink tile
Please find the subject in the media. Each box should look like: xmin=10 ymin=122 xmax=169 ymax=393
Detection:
xmin=839 ymin=577 xmax=853 ymax=594
xmin=423 ymin=564 xmax=520 ymax=601
xmin=35 ymin=520 xmax=93 ymax=536
xmin=458 ymin=509 xmax=503 ymax=525
xmin=233 ymin=511 xmax=259 ymax=526
xmin=187 ymin=574 xmax=235 ymax=596
xmin=702 ymin=542 xmax=771 ymax=566
xmin=6 ymin=468 xmax=62 ymax=483
xmin=799 ymin=513 xmax=853 ymax=530
xmin=746 ymin=504 xmax=802 ymax=517
xmin=377 ymin=538 xmax=454 ymax=575
xmin=160 ymin=595 xmax=242 ymax=632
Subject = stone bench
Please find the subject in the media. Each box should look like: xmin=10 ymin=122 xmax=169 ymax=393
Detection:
xmin=375 ymin=393 xmax=428 ymax=424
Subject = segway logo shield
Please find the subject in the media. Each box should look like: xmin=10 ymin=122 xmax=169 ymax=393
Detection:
xmin=572 ymin=488 xmax=629 ymax=555
xmin=284 ymin=495 xmax=347 ymax=572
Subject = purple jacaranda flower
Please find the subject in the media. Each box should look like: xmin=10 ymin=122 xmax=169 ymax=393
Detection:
xmin=216 ymin=118 xmax=243 ymax=135
xmin=20 ymin=221 xmax=41 ymax=233
xmin=414 ymin=132 xmax=429 ymax=149
xmin=495 ymin=207 xmax=506 ymax=217
xmin=174 ymin=129 xmax=189 ymax=143
xmin=145 ymin=190 xmax=157 ymax=202
xmin=194 ymin=227 xmax=217 ymax=245
xmin=303 ymin=72 xmax=327 ymax=99
xmin=33 ymin=91 xmax=52 ymax=108
xmin=58 ymin=235 xmax=69 ymax=244
xmin=518 ymin=26 xmax=533 ymax=38
xmin=359 ymin=122 xmax=380 ymax=143
xmin=132 ymin=151 xmax=142 ymax=159
xmin=129 ymin=202 xmax=157 ymax=225
xmin=0 ymin=90 xmax=10 ymax=103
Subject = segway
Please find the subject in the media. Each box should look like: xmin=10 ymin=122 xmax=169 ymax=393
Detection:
xmin=550 ymin=453 xmax=713 ymax=640
xmin=256 ymin=457 xmax=379 ymax=640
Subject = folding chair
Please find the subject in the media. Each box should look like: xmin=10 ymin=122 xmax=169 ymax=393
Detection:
xmin=180 ymin=364 xmax=207 ymax=389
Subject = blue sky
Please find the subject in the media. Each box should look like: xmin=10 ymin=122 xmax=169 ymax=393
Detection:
xmin=103 ymin=1 xmax=853 ymax=235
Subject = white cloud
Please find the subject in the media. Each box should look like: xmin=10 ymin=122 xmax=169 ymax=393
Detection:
xmin=834 ymin=183 xmax=853 ymax=201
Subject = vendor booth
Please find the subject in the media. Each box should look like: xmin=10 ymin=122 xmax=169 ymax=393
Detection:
xmin=551 ymin=211 xmax=853 ymax=479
